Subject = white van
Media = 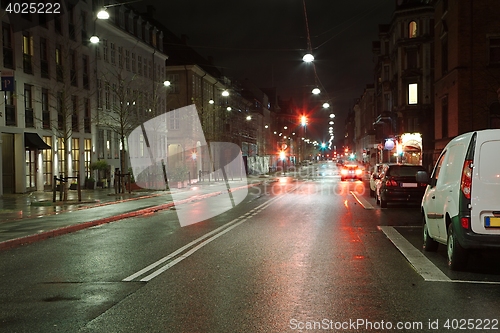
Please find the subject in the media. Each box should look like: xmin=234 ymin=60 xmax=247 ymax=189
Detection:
xmin=416 ymin=129 xmax=500 ymax=270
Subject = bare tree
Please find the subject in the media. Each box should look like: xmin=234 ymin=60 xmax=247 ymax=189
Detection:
xmin=96 ymin=65 xmax=167 ymax=189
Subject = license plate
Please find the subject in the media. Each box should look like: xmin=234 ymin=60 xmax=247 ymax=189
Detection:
xmin=485 ymin=216 xmax=500 ymax=228
xmin=401 ymin=183 xmax=417 ymax=187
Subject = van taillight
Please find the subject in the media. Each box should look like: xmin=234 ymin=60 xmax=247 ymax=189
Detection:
xmin=460 ymin=159 xmax=473 ymax=199
xmin=461 ymin=217 xmax=470 ymax=229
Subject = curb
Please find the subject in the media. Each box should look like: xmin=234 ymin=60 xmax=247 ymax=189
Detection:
xmin=0 ymin=181 xmax=263 ymax=251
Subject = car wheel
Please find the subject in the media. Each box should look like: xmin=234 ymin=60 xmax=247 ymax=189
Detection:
xmin=422 ymin=217 xmax=438 ymax=252
xmin=447 ymin=224 xmax=468 ymax=270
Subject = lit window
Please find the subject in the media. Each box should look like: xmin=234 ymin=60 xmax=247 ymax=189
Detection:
xmin=409 ymin=21 xmax=417 ymax=38
xmin=408 ymin=83 xmax=418 ymax=105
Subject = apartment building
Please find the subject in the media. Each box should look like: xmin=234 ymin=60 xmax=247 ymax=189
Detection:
xmin=371 ymin=0 xmax=435 ymax=170
xmin=1 ymin=1 xmax=95 ymax=194
xmin=433 ymin=0 xmax=500 ymax=155
xmin=0 ymin=0 xmax=167 ymax=195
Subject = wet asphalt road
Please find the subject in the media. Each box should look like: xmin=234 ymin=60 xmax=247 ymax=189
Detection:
xmin=1 ymin=163 xmax=500 ymax=332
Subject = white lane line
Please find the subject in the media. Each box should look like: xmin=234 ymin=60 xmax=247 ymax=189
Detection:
xmin=123 ymin=184 xmax=298 ymax=282
xmin=350 ymin=191 xmax=375 ymax=209
xmin=140 ymin=218 xmax=247 ymax=281
xmin=378 ymin=226 xmax=451 ymax=282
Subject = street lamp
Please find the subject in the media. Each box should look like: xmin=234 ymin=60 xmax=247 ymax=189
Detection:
xmin=323 ymin=102 xmax=330 ymax=109
xmin=97 ymin=9 xmax=110 ymax=19
xmin=300 ymin=115 xmax=307 ymax=126
xmin=312 ymin=88 xmax=321 ymax=95
xmin=97 ymin=0 xmax=144 ymax=19
xmin=302 ymin=53 xmax=314 ymax=63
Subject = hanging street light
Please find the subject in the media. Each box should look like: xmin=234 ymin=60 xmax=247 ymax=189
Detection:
xmin=302 ymin=53 xmax=314 ymax=63
xmin=312 ymin=88 xmax=321 ymax=95
xmin=97 ymin=9 xmax=110 ymax=19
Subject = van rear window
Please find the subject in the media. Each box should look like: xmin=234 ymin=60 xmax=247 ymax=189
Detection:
xmin=478 ymin=141 xmax=500 ymax=183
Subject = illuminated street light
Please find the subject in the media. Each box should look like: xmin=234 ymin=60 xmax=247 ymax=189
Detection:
xmin=329 ymin=113 xmax=335 ymax=118
xmin=97 ymin=9 xmax=110 ymax=19
xmin=226 ymin=106 xmax=232 ymax=111
xmin=302 ymin=53 xmax=314 ymax=63
xmin=323 ymin=102 xmax=330 ymax=108
xmin=301 ymin=117 xmax=306 ymax=126
xmin=246 ymin=115 xmax=252 ymax=121
xmin=209 ymin=99 xmax=214 ymax=104
xmin=163 ymin=80 xmax=171 ymax=87
xmin=90 ymin=35 xmax=100 ymax=44
xmin=222 ymin=90 xmax=229 ymax=97
xmin=312 ymin=88 xmax=321 ymax=95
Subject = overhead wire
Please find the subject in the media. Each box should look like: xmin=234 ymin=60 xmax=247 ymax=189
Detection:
xmin=302 ymin=0 xmax=330 ymax=103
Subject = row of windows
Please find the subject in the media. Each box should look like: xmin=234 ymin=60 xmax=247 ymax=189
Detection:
xmin=2 ymin=23 xmax=91 ymax=88
xmin=3 ymin=85 xmax=91 ymax=132
xmin=99 ymin=39 xmax=163 ymax=82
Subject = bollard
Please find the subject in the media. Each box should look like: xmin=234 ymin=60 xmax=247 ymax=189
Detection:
xmin=53 ymin=175 xmax=57 ymax=202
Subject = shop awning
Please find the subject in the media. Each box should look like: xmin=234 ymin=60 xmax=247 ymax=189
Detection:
xmin=24 ymin=133 xmax=51 ymax=150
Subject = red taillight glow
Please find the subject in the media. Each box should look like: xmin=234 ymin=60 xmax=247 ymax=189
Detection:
xmin=385 ymin=179 xmax=398 ymax=187
xmin=355 ymin=169 xmax=363 ymax=176
xmin=461 ymin=217 xmax=470 ymax=229
xmin=460 ymin=160 xmax=473 ymax=199
xmin=341 ymin=169 xmax=348 ymax=176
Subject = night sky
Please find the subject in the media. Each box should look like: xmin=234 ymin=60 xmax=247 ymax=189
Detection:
xmin=136 ymin=0 xmax=395 ymax=147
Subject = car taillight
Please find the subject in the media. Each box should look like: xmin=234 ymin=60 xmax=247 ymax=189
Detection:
xmin=461 ymin=217 xmax=470 ymax=229
xmin=460 ymin=159 xmax=473 ymax=199
xmin=341 ymin=169 xmax=348 ymax=175
xmin=355 ymin=169 xmax=362 ymax=176
xmin=385 ymin=179 xmax=398 ymax=187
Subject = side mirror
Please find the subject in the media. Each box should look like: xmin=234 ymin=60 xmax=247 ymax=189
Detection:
xmin=416 ymin=171 xmax=430 ymax=184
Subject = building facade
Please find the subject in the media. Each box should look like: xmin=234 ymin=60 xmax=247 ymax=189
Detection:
xmin=0 ymin=0 xmax=168 ymax=194
xmin=433 ymin=0 xmax=500 ymax=156
xmin=372 ymin=0 xmax=435 ymax=170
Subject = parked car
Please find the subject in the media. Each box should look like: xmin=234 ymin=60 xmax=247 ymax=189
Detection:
xmin=375 ymin=164 xmax=426 ymax=208
xmin=369 ymin=163 xmax=385 ymax=197
xmin=340 ymin=164 xmax=363 ymax=181
xmin=416 ymin=129 xmax=500 ymax=270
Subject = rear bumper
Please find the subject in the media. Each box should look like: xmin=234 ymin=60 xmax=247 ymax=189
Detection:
xmin=452 ymin=216 xmax=500 ymax=249
xmin=380 ymin=189 xmax=425 ymax=203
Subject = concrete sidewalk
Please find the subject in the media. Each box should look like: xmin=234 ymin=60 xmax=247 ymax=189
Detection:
xmin=0 ymin=176 xmax=270 ymax=251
